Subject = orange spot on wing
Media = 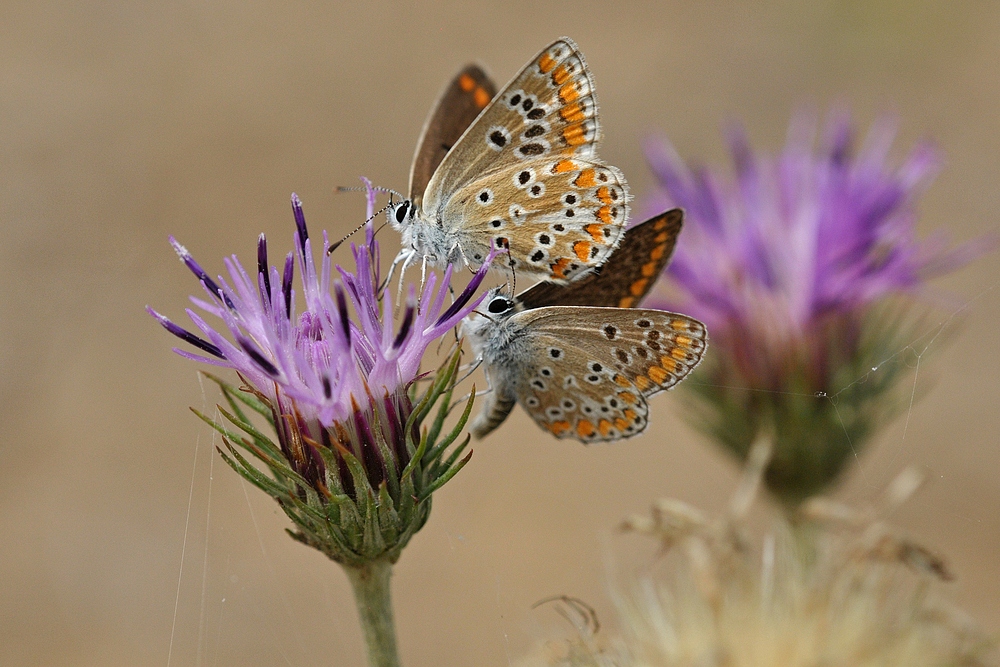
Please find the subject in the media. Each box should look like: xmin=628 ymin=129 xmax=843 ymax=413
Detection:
xmin=576 ymin=420 xmax=595 ymax=438
xmin=671 ymin=347 xmax=687 ymax=360
xmin=624 ymin=408 xmax=638 ymax=421
xmin=629 ymin=278 xmax=649 ymax=296
xmin=641 ymin=261 xmax=658 ymax=277
xmin=649 ymin=244 xmax=667 ymax=260
xmin=634 ymin=375 xmax=651 ymax=391
xmin=552 ymin=64 xmax=571 ymax=85
xmin=553 ymin=159 xmax=576 ymax=173
xmin=563 ymin=123 xmax=587 ymax=146
xmin=473 ymin=87 xmax=490 ymax=108
xmin=618 ymin=391 xmax=638 ymax=405
xmin=549 ymin=420 xmax=571 ymax=436
xmin=648 ymin=366 xmax=669 ymax=384
xmin=617 ymin=296 xmax=636 ymax=308
xmin=659 ymin=356 xmax=678 ymax=372
xmin=559 ymin=102 xmax=585 ymax=122
xmin=671 ymin=319 xmax=689 ymax=330
xmin=675 ymin=335 xmax=692 ymax=347
xmin=574 ymin=169 xmax=596 ymax=188
xmin=614 ymin=417 xmax=629 ymax=431
xmin=538 ymin=53 xmax=556 ymax=73
xmin=597 ymin=419 xmax=613 ymax=437
xmin=655 ymin=231 xmax=670 ymax=243
xmin=550 ymin=257 xmax=572 ymax=279
xmin=559 ymin=82 xmax=579 ymax=104
xmin=584 ymin=223 xmax=604 ymax=241
xmin=596 ymin=186 xmax=612 ymax=204
xmin=613 ymin=374 xmax=631 ymax=388
xmin=458 ymin=74 xmax=475 ymax=91
xmin=654 ymin=217 xmax=668 ymax=230
xmin=596 ymin=205 xmax=612 ymax=224
xmin=573 ymin=240 xmax=591 ymax=262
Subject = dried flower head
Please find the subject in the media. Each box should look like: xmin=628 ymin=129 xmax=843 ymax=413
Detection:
xmin=149 ymin=184 xmax=490 ymax=565
xmin=642 ymin=111 xmax=992 ymax=503
xmin=518 ymin=444 xmax=996 ymax=667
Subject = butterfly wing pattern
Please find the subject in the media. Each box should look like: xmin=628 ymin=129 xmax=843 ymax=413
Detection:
xmin=391 ymin=41 xmax=707 ymax=444
xmin=516 ymin=209 xmax=683 ymax=310
xmin=408 ymin=65 xmax=497 ymax=208
xmin=467 ymin=302 xmax=707 ymax=443
xmin=392 ymin=38 xmax=630 ymax=283
xmin=465 ymin=209 xmax=697 ymax=442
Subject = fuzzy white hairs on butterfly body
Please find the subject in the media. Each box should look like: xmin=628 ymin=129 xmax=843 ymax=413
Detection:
xmin=463 ymin=290 xmax=540 ymax=438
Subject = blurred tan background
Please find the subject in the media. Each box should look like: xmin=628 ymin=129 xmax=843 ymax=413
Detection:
xmin=2 ymin=1 xmax=998 ymax=664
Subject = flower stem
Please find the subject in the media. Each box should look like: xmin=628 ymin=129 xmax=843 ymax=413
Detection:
xmin=344 ymin=558 xmax=401 ymax=667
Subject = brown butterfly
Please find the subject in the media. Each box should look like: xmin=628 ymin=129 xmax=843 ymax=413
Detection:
xmin=389 ymin=38 xmax=630 ymax=284
xmin=464 ymin=210 xmax=707 ymax=443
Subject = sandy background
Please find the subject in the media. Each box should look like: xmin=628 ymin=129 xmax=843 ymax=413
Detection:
xmin=2 ymin=1 xmax=998 ymax=665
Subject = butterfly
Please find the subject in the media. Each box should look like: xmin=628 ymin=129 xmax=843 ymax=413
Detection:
xmin=463 ymin=209 xmax=708 ymax=443
xmin=388 ymin=37 xmax=630 ymax=284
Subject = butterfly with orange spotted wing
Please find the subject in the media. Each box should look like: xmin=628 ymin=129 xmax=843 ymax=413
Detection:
xmin=463 ymin=209 xmax=708 ymax=443
xmin=389 ymin=38 xmax=630 ymax=284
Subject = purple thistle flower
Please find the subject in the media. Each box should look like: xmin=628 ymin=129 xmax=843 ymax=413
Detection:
xmin=150 ymin=181 xmax=492 ymax=564
xmin=643 ymin=111 xmax=993 ymax=504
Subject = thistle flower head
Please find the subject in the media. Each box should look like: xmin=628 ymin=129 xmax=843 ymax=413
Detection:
xmin=642 ymin=111 xmax=992 ymax=503
xmin=150 ymin=182 xmax=491 ymax=565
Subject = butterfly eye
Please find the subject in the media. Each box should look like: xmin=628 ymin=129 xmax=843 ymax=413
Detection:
xmin=393 ymin=200 xmax=411 ymax=225
xmin=487 ymin=296 xmax=513 ymax=314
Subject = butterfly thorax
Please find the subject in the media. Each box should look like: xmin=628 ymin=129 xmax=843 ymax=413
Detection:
xmin=388 ymin=198 xmax=490 ymax=269
xmin=463 ymin=296 xmax=536 ymax=393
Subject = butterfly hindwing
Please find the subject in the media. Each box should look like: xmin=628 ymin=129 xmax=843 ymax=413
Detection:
xmin=508 ymin=307 xmax=707 ymax=443
xmin=408 ymin=65 xmax=497 ymax=207
xmin=516 ymin=209 xmax=683 ymax=309
xmin=444 ymin=158 xmax=629 ymax=282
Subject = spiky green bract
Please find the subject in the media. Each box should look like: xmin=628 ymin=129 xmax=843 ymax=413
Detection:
xmin=195 ymin=345 xmax=474 ymax=567
xmin=642 ymin=112 xmax=992 ymax=505
xmin=683 ymin=305 xmax=932 ymax=506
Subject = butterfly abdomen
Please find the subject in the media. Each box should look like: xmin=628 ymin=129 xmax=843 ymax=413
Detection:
xmin=470 ymin=391 xmax=517 ymax=439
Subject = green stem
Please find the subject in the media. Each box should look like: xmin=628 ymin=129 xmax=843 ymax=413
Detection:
xmin=344 ymin=559 xmax=401 ymax=667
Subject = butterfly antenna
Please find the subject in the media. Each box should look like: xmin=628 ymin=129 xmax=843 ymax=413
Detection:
xmin=503 ymin=240 xmax=517 ymax=294
xmin=326 ymin=202 xmax=394 ymax=255
xmin=335 ymin=185 xmax=405 ymax=200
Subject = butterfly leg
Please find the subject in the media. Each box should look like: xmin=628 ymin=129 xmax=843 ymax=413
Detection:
xmin=391 ymin=249 xmax=419 ymax=315
xmin=382 ymin=247 xmax=413 ymax=297
xmin=448 ymin=240 xmax=469 ymax=268
xmin=447 ymin=357 xmax=488 ymax=412
xmin=419 ymin=255 xmax=429 ymax=293
xmin=455 ymin=354 xmax=484 ymax=382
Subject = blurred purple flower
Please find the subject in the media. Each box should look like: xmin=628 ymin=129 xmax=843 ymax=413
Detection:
xmin=150 ymin=183 xmax=491 ymax=564
xmin=642 ymin=111 xmax=992 ymax=503
xmin=646 ymin=112 xmax=984 ymax=360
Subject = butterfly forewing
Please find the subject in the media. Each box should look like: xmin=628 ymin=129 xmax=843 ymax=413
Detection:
xmin=510 ymin=307 xmax=707 ymax=443
xmin=409 ymin=65 xmax=497 ymax=206
xmin=421 ymin=37 xmax=603 ymax=213
xmin=516 ymin=209 xmax=683 ymax=309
